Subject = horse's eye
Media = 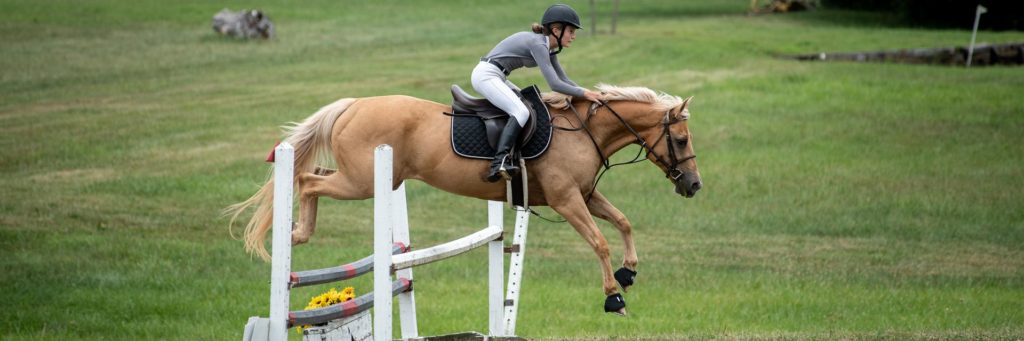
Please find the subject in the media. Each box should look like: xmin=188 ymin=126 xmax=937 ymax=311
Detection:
xmin=676 ymin=138 xmax=688 ymax=146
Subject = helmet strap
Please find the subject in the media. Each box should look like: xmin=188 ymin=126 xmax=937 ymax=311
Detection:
xmin=550 ymin=24 xmax=565 ymax=56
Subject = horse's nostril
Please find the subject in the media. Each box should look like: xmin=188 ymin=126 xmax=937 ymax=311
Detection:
xmin=692 ymin=181 xmax=702 ymax=191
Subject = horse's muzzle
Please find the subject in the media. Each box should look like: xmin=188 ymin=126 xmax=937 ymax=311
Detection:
xmin=674 ymin=175 xmax=702 ymax=198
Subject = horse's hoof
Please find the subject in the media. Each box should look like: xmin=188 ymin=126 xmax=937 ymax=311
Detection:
xmin=614 ymin=267 xmax=636 ymax=292
xmin=604 ymin=293 xmax=627 ymax=315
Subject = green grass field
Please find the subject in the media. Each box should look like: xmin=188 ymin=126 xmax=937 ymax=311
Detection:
xmin=2 ymin=0 xmax=1023 ymax=339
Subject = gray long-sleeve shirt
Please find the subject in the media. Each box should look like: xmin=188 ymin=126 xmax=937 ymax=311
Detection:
xmin=483 ymin=32 xmax=585 ymax=97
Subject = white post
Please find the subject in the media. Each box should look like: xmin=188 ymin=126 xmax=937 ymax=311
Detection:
xmin=393 ymin=183 xmax=419 ymax=339
xmin=503 ymin=208 xmax=530 ymax=335
xmin=373 ymin=145 xmax=394 ymax=341
xmin=487 ymin=201 xmax=505 ymax=336
xmin=967 ymin=4 xmax=987 ymax=67
xmin=268 ymin=143 xmax=294 ymax=341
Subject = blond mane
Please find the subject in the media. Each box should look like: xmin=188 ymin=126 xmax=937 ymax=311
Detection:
xmin=542 ymin=84 xmax=685 ymax=116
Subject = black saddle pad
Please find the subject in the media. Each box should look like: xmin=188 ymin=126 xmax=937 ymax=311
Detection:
xmin=450 ymin=86 xmax=552 ymax=160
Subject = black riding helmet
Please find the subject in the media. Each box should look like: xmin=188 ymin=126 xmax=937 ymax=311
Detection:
xmin=541 ymin=4 xmax=582 ymax=55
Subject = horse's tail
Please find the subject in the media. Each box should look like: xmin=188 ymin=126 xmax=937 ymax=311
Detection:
xmin=225 ymin=98 xmax=358 ymax=261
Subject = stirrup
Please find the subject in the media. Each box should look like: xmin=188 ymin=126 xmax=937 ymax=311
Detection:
xmin=486 ymin=155 xmax=510 ymax=182
xmin=498 ymin=154 xmax=519 ymax=180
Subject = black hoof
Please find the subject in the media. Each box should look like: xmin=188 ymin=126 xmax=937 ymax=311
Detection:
xmin=604 ymin=293 xmax=626 ymax=315
xmin=615 ymin=267 xmax=636 ymax=291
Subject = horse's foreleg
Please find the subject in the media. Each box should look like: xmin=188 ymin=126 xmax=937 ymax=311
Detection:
xmin=549 ymin=193 xmax=626 ymax=315
xmin=295 ymin=170 xmax=372 ymax=245
xmin=586 ymin=190 xmax=638 ymax=293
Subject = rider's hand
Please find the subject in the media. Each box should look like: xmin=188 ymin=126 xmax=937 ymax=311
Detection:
xmin=583 ymin=90 xmax=605 ymax=103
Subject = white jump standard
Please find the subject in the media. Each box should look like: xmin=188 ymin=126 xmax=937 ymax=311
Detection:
xmin=243 ymin=143 xmax=531 ymax=341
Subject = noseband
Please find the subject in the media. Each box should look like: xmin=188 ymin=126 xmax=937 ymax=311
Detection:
xmin=559 ymin=101 xmax=696 ymax=182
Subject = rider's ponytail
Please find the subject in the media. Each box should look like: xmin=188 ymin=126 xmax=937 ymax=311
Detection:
xmin=531 ymin=23 xmax=544 ymax=34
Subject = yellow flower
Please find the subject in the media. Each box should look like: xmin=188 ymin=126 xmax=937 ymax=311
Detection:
xmin=302 ymin=287 xmax=356 ymax=310
xmin=296 ymin=287 xmax=358 ymax=333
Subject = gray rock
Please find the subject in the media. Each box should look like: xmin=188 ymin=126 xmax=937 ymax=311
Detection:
xmin=212 ymin=8 xmax=275 ymax=40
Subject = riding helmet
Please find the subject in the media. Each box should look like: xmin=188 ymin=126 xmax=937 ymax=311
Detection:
xmin=541 ymin=4 xmax=583 ymax=30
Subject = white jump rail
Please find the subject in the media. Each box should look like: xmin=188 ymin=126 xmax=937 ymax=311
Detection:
xmin=244 ymin=143 xmax=531 ymax=341
xmin=391 ymin=225 xmax=503 ymax=270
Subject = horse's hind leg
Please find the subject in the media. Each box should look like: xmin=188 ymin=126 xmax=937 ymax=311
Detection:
xmin=587 ymin=190 xmax=638 ymax=292
xmin=294 ymin=170 xmax=372 ymax=245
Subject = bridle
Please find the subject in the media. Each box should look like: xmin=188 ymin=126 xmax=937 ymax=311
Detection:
xmin=554 ymin=99 xmax=697 ymax=199
xmin=641 ymin=106 xmax=697 ymax=182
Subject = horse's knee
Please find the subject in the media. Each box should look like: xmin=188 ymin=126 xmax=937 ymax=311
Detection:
xmin=594 ymin=242 xmax=611 ymax=259
xmin=616 ymin=220 xmax=632 ymax=234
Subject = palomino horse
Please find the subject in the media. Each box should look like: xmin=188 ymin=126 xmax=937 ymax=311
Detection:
xmin=227 ymin=84 xmax=701 ymax=315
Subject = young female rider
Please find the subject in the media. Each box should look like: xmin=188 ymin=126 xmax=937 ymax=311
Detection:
xmin=472 ymin=4 xmax=604 ymax=182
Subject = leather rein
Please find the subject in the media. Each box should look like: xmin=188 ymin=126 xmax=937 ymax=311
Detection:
xmin=553 ymin=99 xmax=696 ymax=200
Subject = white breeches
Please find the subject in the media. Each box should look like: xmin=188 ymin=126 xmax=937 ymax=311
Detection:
xmin=471 ymin=61 xmax=528 ymax=127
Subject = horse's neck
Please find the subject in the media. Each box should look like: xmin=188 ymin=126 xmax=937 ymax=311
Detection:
xmin=570 ymin=101 xmax=659 ymax=156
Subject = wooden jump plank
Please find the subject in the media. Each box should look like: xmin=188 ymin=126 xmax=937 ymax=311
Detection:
xmin=290 ymin=243 xmax=407 ymax=288
xmin=391 ymin=226 xmax=503 ymax=270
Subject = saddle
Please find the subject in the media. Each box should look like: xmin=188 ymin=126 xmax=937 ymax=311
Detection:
xmin=448 ymin=84 xmax=552 ymax=160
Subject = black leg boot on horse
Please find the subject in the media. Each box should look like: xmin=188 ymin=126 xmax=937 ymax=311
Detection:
xmin=486 ymin=119 xmax=522 ymax=182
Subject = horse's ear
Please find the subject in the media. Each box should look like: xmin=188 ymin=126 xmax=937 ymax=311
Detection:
xmin=675 ymin=96 xmax=693 ymax=121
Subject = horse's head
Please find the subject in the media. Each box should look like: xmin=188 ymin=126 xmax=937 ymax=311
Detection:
xmin=645 ymin=96 xmax=701 ymax=198
xmin=543 ymin=85 xmax=703 ymax=197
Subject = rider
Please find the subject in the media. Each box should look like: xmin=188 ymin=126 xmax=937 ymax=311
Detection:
xmin=473 ymin=3 xmax=604 ymax=182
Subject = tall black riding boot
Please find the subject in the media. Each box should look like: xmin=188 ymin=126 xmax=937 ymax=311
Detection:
xmin=486 ymin=119 xmax=523 ymax=182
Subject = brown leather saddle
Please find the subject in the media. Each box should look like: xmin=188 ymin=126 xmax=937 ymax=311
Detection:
xmin=450 ymin=85 xmax=539 ymax=149
xmin=448 ymin=84 xmax=552 ymax=160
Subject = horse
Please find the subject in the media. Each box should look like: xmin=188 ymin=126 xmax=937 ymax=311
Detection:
xmin=226 ymin=84 xmax=702 ymax=315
